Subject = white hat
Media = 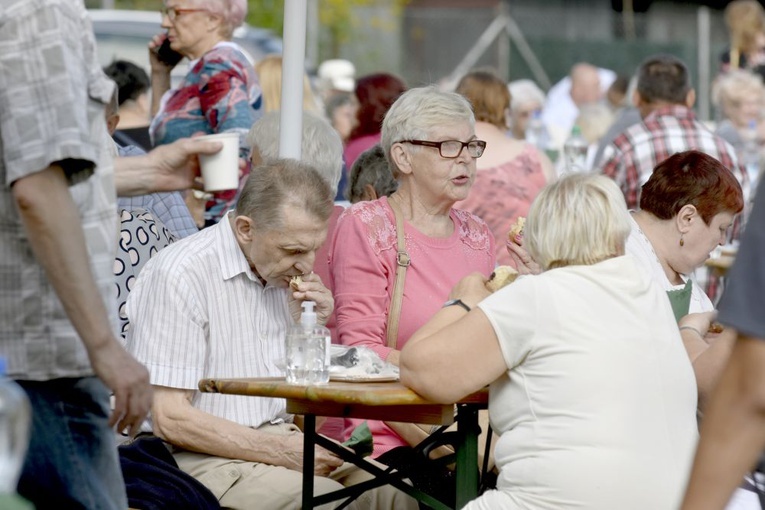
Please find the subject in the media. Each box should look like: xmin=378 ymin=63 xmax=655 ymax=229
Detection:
xmin=318 ymin=59 xmax=356 ymax=92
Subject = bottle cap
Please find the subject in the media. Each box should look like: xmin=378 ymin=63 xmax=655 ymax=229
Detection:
xmin=301 ymin=301 xmax=317 ymax=326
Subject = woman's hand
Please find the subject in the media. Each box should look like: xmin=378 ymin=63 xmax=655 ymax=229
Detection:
xmin=448 ymin=273 xmax=491 ymax=309
xmin=148 ymin=34 xmax=177 ymax=74
xmin=679 ymin=311 xmax=718 ymax=339
xmin=506 ymin=240 xmax=542 ymax=275
xmin=289 ymin=272 xmax=334 ymax=326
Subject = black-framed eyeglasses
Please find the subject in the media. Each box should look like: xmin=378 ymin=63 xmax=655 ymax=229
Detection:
xmin=400 ymin=139 xmax=487 ymax=158
xmin=161 ymin=6 xmax=207 ymax=21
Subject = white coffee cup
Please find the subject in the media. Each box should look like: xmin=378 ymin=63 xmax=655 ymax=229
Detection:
xmin=197 ymin=132 xmax=240 ymax=192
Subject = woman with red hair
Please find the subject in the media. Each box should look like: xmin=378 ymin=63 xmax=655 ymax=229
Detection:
xmin=343 ymin=73 xmax=407 ymax=168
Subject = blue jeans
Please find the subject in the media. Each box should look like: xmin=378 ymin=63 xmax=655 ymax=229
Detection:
xmin=16 ymin=377 xmax=127 ymax=510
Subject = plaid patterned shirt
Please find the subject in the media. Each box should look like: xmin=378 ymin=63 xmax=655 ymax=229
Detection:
xmin=597 ymin=105 xmax=748 ymax=210
xmin=0 ymin=0 xmax=118 ymax=379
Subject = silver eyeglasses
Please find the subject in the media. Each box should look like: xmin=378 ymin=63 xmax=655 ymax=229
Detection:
xmin=400 ymin=139 xmax=487 ymax=158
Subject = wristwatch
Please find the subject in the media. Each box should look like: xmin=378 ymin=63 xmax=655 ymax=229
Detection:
xmin=442 ymin=298 xmax=471 ymax=312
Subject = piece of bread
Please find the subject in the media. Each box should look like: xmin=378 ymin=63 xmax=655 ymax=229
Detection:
xmin=708 ymin=322 xmax=724 ymax=334
xmin=507 ymin=216 xmax=526 ymax=244
xmin=289 ymin=275 xmax=303 ymax=290
xmin=486 ymin=265 xmax=519 ymax=292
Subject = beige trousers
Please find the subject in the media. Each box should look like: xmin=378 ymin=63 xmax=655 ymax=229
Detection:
xmin=173 ymin=423 xmax=418 ymax=510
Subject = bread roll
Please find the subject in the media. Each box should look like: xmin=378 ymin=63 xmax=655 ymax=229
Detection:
xmin=507 ymin=216 xmax=526 ymax=244
xmin=486 ymin=265 xmax=519 ymax=292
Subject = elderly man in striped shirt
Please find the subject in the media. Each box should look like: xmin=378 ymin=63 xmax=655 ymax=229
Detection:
xmin=125 ymin=158 xmax=416 ymax=510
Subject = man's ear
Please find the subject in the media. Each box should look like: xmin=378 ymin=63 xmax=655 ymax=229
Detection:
xmin=233 ymin=215 xmax=255 ymax=244
xmin=106 ymin=113 xmax=120 ymax=136
xmin=685 ymin=88 xmax=696 ymax=109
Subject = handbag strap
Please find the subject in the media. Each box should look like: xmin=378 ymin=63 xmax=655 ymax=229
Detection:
xmin=386 ymin=197 xmax=410 ymax=349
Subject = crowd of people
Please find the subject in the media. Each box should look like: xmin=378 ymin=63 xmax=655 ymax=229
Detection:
xmin=3 ymin=0 xmax=765 ymax=509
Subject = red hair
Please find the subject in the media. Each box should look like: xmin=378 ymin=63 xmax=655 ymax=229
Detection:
xmin=639 ymin=150 xmax=744 ymax=224
xmin=350 ymin=73 xmax=407 ymax=140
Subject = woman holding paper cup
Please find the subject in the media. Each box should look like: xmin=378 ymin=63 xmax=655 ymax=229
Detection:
xmin=149 ymin=0 xmax=262 ymax=226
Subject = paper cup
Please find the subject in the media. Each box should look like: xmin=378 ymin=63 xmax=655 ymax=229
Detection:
xmin=197 ymin=132 xmax=240 ymax=192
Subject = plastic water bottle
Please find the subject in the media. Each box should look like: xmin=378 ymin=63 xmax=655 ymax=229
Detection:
xmin=285 ymin=302 xmax=331 ymax=385
xmin=0 ymin=358 xmax=31 ymax=494
xmin=525 ymin=110 xmax=549 ymax=151
xmin=563 ymin=125 xmax=589 ymax=172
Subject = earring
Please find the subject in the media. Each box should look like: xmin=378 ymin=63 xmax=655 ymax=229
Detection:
xmin=679 ymin=234 xmax=685 ymax=247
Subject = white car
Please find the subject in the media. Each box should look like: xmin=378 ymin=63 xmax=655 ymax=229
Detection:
xmin=89 ymin=9 xmax=282 ymax=81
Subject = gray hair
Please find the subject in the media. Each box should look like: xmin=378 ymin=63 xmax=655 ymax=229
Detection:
xmin=247 ymin=111 xmax=343 ymax=196
xmin=526 ymin=173 xmax=630 ymax=270
xmin=346 ymin=144 xmax=398 ymax=203
xmin=508 ymin=79 xmax=545 ymax=112
xmin=193 ymin=0 xmax=246 ymax=38
xmin=712 ymin=69 xmax=765 ymax=109
xmin=381 ymin=86 xmax=475 ymax=178
xmin=235 ymin=158 xmax=333 ymax=231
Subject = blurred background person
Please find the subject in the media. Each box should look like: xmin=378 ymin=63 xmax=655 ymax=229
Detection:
xmin=712 ymin=69 xmax=765 ymax=155
xmin=606 ymin=74 xmax=630 ymax=112
xmin=719 ymin=0 xmax=765 ymax=80
xmin=329 ymin=86 xmax=495 ymax=465
xmin=344 ymin=72 xmax=407 ymax=168
xmin=103 ymin=59 xmax=153 ymax=151
xmin=593 ymin=74 xmax=641 ymax=169
xmin=401 ymin=173 xmax=698 ymax=510
xmin=254 ymin=54 xmax=322 ymax=114
xmin=346 ymin=144 xmax=398 ymax=204
xmin=148 ymin=0 xmax=262 ymax=226
xmin=542 ymin=62 xmax=616 ymax=149
xmin=573 ymin=102 xmax=615 ymax=171
xmin=455 ymin=69 xmax=554 ymax=266
xmin=316 ymin=58 xmax=356 ymax=102
xmin=507 ymin=78 xmax=546 ymax=141
xmin=325 ymin=92 xmax=358 ymax=146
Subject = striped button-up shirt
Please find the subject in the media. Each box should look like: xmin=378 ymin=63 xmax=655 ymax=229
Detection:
xmin=597 ymin=105 xmax=748 ymax=210
xmin=125 ymin=214 xmax=292 ymax=428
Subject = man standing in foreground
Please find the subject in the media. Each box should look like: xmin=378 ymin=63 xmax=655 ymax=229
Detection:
xmin=1 ymin=1 xmax=219 ymax=507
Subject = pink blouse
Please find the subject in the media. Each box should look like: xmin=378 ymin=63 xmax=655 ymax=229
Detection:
xmin=328 ymin=196 xmax=495 ymax=456
xmin=456 ymin=144 xmax=547 ymax=265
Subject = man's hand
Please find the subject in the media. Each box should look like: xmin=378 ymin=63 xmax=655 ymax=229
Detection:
xmin=88 ymin=340 xmax=152 ymax=437
xmin=289 ymin=272 xmax=334 ymax=325
xmin=277 ymin=434 xmax=344 ymax=476
xmin=115 ymin=137 xmax=223 ymax=196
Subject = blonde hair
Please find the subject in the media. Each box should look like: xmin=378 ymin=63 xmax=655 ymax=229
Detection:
xmin=254 ymin=55 xmax=321 ymax=114
xmin=526 ymin=173 xmax=630 ymax=270
xmin=725 ymin=0 xmax=765 ymax=58
xmin=712 ymin=69 xmax=765 ymax=114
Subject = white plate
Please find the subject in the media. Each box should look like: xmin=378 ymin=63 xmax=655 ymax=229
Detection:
xmin=329 ymin=373 xmax=399 ymax=383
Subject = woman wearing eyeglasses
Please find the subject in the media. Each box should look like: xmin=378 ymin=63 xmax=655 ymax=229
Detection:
xmin=455 ymin=69 xmax=555 ymax=266
xmin=328 ymin=87 xmax=496 ymax=480
xmin=148 ymin=1 xmax=262 ymax=226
